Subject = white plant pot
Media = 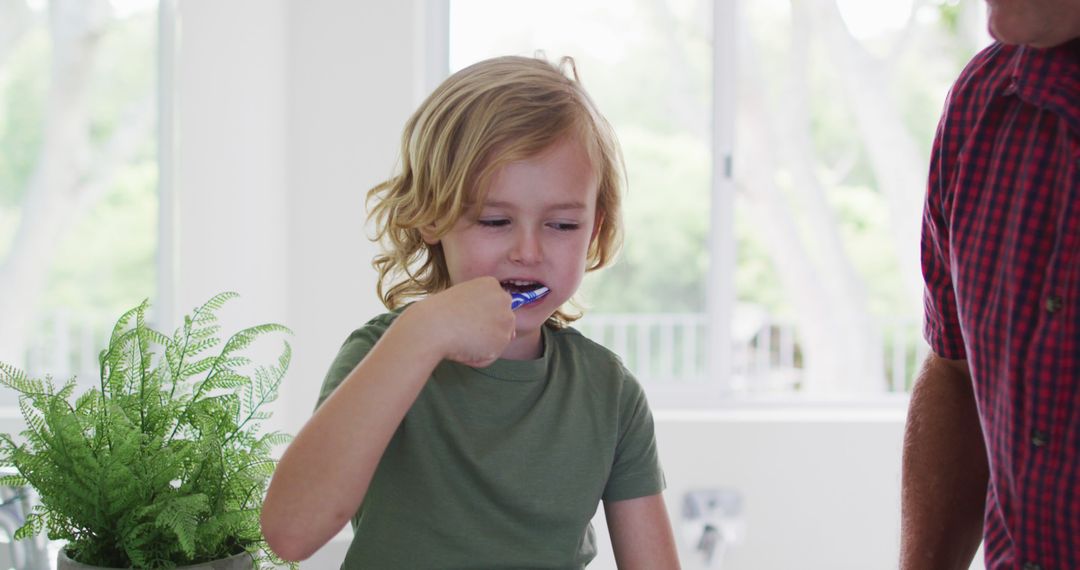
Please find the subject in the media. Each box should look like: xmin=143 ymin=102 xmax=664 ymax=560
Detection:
xmin=57 ymin=548 xmax=254 ymax=570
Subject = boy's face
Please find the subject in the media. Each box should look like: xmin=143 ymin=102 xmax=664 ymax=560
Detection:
xmin=427 ymin=135 xmax=600 ymax=358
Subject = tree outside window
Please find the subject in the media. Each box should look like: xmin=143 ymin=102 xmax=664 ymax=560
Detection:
xmin=448 ymin=0 xmax=991 ymax=399
xmin=0 ymin=0 xmax=159 ymax=403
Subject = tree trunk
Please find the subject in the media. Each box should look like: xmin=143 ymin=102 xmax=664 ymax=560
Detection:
xmin=739 ymin=15 xmax=884 ymax=393
xmin=643 ymin=0 xmax=709 ymax=141
xmin=812 ymin=0 xmax=927 ymax=314
xmin=0 ymin=0 xmax=149 ymax=366
xmin=0 ymin=0 xmax=33 ymax=69
xmin=782 ymin=0 xmax=884 ymax=391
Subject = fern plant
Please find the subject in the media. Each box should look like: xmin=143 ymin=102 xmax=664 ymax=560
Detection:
xmin=0 ymin=293 xmax=295 ymax=569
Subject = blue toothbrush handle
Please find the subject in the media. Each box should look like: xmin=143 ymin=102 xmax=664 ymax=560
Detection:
xmin=510 ymin=286 xmax=550 ymax=310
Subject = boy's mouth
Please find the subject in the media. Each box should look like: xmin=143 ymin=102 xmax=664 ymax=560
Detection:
xmin=500 ymin=279 xmax=545 ymax=294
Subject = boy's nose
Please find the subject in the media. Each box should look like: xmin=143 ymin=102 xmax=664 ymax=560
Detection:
xmin=509 ymin=229 xmax=542 ymax=264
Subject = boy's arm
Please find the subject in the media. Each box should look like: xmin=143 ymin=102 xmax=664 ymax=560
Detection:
xmin=605 ymin=493 xmax=681 ymax=570
xmin=261 ymin=277 xmax=514 ymax=561
xmin=900 ymin=352 xmax=988 ymax=569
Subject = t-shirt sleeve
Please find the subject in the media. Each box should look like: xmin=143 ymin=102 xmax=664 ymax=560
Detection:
xmin=602 ymin=372 xmax=665 ymax=502
xmin=921 ymin=91 xmax=967 ymax=360
xmin=315 ymin=317 xmax=391 ymax=410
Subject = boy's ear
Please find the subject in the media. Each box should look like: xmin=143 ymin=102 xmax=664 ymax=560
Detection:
xmin=420 ymin=224 xmax=441 ymax=245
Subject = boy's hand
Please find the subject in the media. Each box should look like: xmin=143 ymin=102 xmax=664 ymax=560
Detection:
xmin=404 ymin=276 xmax=515 ymax=368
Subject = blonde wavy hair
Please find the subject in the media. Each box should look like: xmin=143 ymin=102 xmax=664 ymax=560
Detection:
xmin=367 ymin=55 xmax=625 ymax=327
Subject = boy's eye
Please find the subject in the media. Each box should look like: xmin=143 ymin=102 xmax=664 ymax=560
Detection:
xmin=549 ymin=222 xmax=581 ymax=231
xmin=477 ymin=218 xmax=510 ymax=228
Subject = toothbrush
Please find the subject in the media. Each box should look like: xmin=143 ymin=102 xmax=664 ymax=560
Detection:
xmin=510 ymin=286 xmax=550 ymax=310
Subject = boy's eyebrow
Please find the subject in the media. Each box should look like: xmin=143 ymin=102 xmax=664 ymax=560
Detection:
xmin=481 ymin=200 xmax=588 ymax=211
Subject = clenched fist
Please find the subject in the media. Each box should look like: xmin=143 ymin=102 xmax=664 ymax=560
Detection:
xmin=400 ymin=277 xmax=515 ymax=368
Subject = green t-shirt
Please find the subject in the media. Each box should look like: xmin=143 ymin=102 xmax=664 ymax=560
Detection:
xmin=316 ymin=309 xmax=665 ymax=569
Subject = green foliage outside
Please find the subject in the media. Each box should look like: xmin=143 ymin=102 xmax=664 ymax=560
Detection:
xmin=48 ymin=158 xmax=158 ymax=315
xmin=580 ymin=126 xmax=710 ymax=313
xmin=0 ymin=293 xmax=293 ymax=569
xmin=0 ymin=28 xmax=49 ymax=210
xmin=0 ymin=9 xmax=158 ymax=326
xmin=579 ymin=0 xmax=982 ymax=323
xmin=0 ymin=0 xmax=989 ymax=397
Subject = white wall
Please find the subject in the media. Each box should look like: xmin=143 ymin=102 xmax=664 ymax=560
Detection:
xmin=174 ymin=0 xmax=405 ymax=437
xmin=174 ymin=2 xmax=414 ymax=566
xmin=595 ymin=410 xmax=907 ymax=570
xmin=281 ymin=0 xmax=416 ymax=434
xmin=174 ymin=0 xmax=291 ymax=335
xmin=172 ymin=4 xmax=974 ymax=570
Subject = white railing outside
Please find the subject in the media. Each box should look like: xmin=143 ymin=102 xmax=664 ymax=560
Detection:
xmin=4 ymin=312 xmax=115 ymax=409
xmin=576 ymin=312 xmax=928 ymax=395
xmin=12 ymin=311 xmax=929 ymax=403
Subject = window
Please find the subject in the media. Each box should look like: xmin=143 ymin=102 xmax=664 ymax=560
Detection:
xmin=445 ymin=0 xmax=990 ymax=404
xmin=0 ymin=0 xmax=162 ymax=405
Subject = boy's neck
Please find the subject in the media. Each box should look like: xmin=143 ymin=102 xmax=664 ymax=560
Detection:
xmin=500 ymin=328 xmax=544 ymax=360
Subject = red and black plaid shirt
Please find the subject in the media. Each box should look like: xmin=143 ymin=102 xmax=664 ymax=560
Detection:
xmin=922 ymin=39 xmax=1080 ymax=569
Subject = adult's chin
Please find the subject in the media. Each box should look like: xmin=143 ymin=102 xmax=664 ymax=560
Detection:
xmin=986 ymin=6 xmax=1073 ymax=48
xmin=986 ymin=10 xmax=1019 ymax=44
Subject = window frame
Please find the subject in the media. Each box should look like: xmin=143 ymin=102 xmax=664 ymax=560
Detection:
xmin=0 ymin=0 xmax=173 ymax=426
xmin=433 ymin=0 xmax=914 ymax=410
xmin=158 ymin=0 xmax=178 ymax=334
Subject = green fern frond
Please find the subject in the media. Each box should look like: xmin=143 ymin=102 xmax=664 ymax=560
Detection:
xmin=74 ymin=389 xmax=101 ymax=414
xmin=218 ymin=325 xmax=292 ymax=361
xmin=142 ymin=327 xmax=171 ymax=348
xmin=18 ymin=397 xmax=49 ymax=446
xmin=236 ymin=458 xmax=276 ymax=481
xmin=186 ymin=325 xmax=221 ymax=343
xmin=178 ymin=337 xmax=221 ymax=363
xmin=0 ymin=361 xmax=32 ymax=392
xmin=146 ymin=493 xmax=210 ymax=558
xmin=0 ymin=473 xmax=29 ymax=487
xmin=55 ymin=377 xmax=80 ymax=402
xmin=193 ymin=292 xmax=240 ymax=317
xmin=178 ymin=356 xmax=219 ymax=380
xmin=255 ymin=432 xmax=292 ymax=449
xmin=14 ymin=509 xmax=46 ymax=541
xmin=194 ymin=508 xmax=257 ymax=547
xmin=0 ymin=293 xmax=289 ymax=569
xmin=199 ymin=371 xmax=249 ymax=392
xmin=120 ymin=521 xmax=161 ymax=568
xmin=105 ymin=300 xmax=150 ymax=358
xmin=276 ymin=341 xmax=292 ymax=373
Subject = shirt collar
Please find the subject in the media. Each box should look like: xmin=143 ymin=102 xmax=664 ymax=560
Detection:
xmin=1008 ymin=38 xmax=1080 ymax=136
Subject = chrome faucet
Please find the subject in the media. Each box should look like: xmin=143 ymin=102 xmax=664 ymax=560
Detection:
xmin=683 ymin=489 xmax=744 ymax=567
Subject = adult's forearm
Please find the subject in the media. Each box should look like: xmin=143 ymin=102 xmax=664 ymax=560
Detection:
xmin=900 ymin=353 xmax=988 ymax=569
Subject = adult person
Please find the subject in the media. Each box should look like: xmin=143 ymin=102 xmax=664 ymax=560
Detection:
xmin=902 ymin=1 xmax=1080 ymax=569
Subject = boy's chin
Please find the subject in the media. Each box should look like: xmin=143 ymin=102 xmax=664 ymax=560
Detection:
xmin=513 ymin=313 xmax=547 ymax=328
xmin=513 ymin=310 xmax=554 ymax=334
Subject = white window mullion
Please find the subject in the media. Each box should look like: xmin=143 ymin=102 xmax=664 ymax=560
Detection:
xmin=415 ymin=0 xmax=450 ymax=106
xmin=157 ymin=0 xmax=178 ymax=333
xmin=706 ymin=0 xmax=737 ymax=395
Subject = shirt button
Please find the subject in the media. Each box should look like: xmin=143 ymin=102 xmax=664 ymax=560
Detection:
xmin=1023 ymin=563 xmax=1042 ymax=570
xmin=1031 ymin=430 xmax=1049 ymax=447
xmin=1045 ymin=295 xmax=1063 ymax=313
